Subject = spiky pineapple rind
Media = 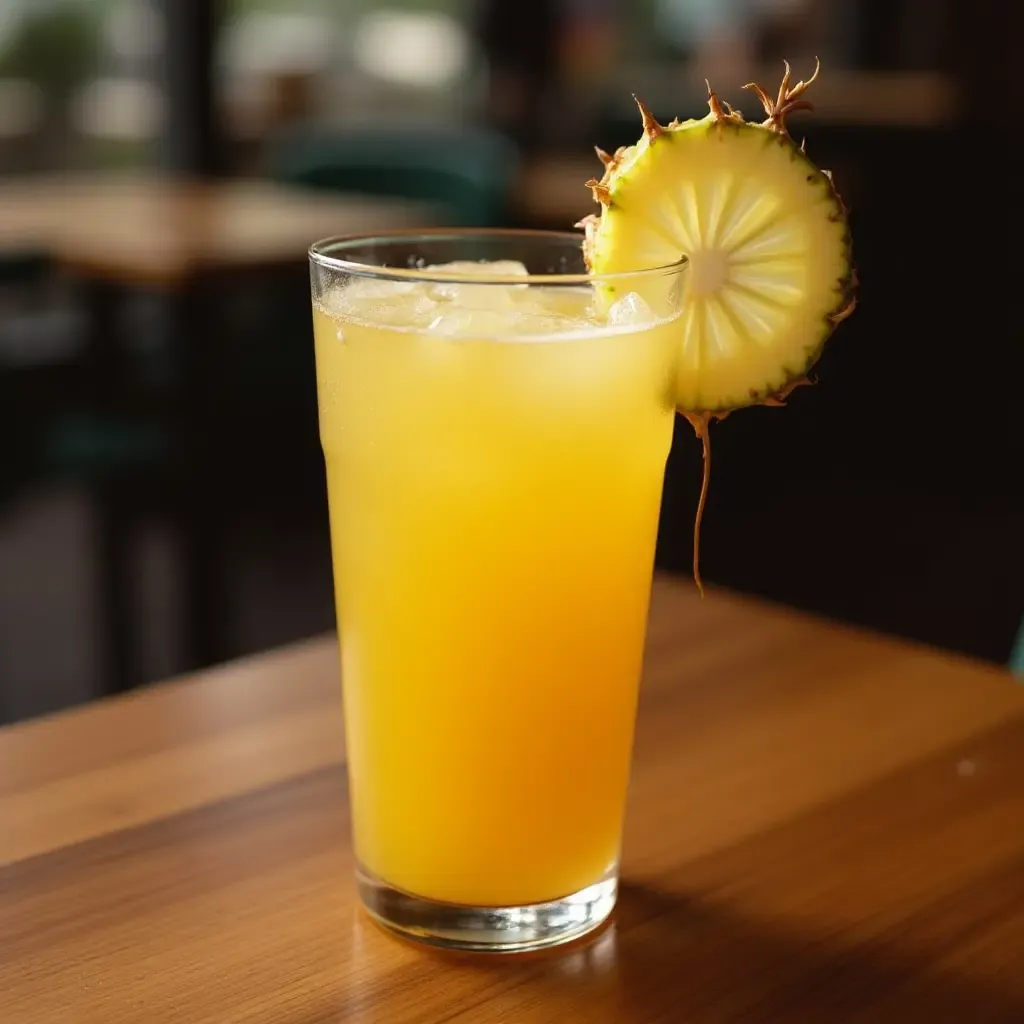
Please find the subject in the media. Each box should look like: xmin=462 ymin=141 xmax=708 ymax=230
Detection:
xmin=587 ymin=122 xmax=853 ymax=413
xmin=583 ymin=63 xmax=857 ymax=416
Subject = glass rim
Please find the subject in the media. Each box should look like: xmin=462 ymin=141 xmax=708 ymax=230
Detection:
xmin=308 ymin=228 xmax=687 ymax=286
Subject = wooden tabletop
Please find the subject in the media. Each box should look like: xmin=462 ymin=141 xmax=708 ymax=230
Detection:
xmin=0 ymin=173 xmax=433 ymax=290
xmin=2 ymin=577 xmax=1023 ymax=1022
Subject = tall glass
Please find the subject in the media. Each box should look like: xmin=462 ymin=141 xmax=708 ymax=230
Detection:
xmin=309 ymin=230 xmax=686 ymax=952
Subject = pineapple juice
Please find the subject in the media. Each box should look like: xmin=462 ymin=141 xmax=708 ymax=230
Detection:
xmin=313 ymin=273 xmax=678 ymax=906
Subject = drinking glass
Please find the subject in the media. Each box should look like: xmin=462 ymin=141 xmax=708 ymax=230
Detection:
xmin=309 ymin=230 xmax=686 ymax=951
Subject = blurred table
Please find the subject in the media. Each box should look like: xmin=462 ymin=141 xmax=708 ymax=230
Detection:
xmin=0 ymin=173 xmax=434 ymax=691
xmin=2 ymin=577 xmax=1023 ymax=1022
xmin=0 ymin=174 xmax=430 ymax=289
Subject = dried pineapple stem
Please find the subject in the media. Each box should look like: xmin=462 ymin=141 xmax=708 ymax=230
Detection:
xmin=633 ymin=95 xmax=664 ymax=141
xmin=705 ymin=80 xmax=727 ymax=121
xmin=744 ymin=57 xmax=820 ymax=135
xmin=683 ymin=413 xmax=713 ymax=598
xmin=706 ymin=81 xmax=745 ymax=128
xmin=585 ymin=178 xmax=612 ymax=205
xmin=830 ymin=293 xmax=857 ymax=325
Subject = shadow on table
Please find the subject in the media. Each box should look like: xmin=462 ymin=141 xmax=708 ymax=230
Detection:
xmin=420 ymin=882 xmax=1024 ymax=1023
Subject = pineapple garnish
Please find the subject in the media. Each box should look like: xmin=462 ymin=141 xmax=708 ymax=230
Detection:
xmin=582 ymin=61 xmax=857 ymax=592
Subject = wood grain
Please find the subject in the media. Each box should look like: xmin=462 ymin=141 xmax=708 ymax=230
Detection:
xmin=0 ymin=639 xmax=343 ymax=868
xmin=0 ymin=174 xmax=433 ymax=289
xmin=2 ymin=577 xmax=1023 ymax=1023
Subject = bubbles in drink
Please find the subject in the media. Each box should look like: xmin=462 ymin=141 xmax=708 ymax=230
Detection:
xmin=426 ymin=261 xmax=528 ymax=304
xmin=427 ymin=260 xmax=530 ymax=281
xmin=318 ymin=261 xmax=668 ymax=339
xmin=427 ymin=311 xmax=512 ymax=337
xmin=607 ymin=292 xmax=654 ymax=325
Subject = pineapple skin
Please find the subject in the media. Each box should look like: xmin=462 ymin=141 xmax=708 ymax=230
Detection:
xmin=582 ymin=65 xmax=857 ymax=418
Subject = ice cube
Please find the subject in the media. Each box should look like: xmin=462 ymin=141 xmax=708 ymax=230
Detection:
xmin=423 ymin=260 xmax=529 ymax=280
xmin=425 ymin=260 xmax=529 ymax=308
xmin=515 ymin=285 xmax=595 ymax=321
xmin=509 ymin=313 xmax=582 ymax=338
xmin=344 ymin=277 xmax=420 ymax=298
xmin=434 ymin=283 xmax=520 ymax=310
xmin=427 ymin=309 xmax=587 ymax=340
xmin=426 ymin=310 xmax=512 ymax=337
xmin=327 ymin=277 xmax=437 ymax=328
xmin=607 ymin=291 xmax=655 ymax=326
xmin=319 ymin=277 xmax=419 ymax=316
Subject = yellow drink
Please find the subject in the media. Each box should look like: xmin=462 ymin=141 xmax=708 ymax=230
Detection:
xmin=310 ymin=233 xmax=686 ymax=948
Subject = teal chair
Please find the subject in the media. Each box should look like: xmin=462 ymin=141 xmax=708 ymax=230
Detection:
xmin=0 ymin=260 xmax=170 ymax=486
xmin=1011 ymin=620 xmax=1024 ymax=678
xmin=267 ymin=121 xmax=521 ymax=226
xmin=1 ymin=255 xmax=172 ymax=695
xmin=0 ymin=252 xmax=82 ymax=503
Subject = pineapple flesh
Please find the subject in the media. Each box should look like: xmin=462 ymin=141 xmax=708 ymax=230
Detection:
xmin=581 ymin=61 xmax=857 ymax=591
xmin=582 ymin=60 xmax=855 ymax=415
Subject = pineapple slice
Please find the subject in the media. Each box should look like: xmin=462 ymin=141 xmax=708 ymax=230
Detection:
xmin=582 ymin=62 xmax=857 ymax=590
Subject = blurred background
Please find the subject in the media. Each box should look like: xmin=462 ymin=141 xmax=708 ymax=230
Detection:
xmin=0 ymin=0 xmax=1018 ymax=723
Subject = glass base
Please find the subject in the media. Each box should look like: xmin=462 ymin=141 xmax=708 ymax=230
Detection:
xmin=357 ymin=865 xmax=617 ymax=953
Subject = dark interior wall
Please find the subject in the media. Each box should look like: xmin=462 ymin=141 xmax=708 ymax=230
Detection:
xmin=655 ymin=123 xmax=1022 ymax=662
xmin=653 ymin=0 xmax=1021 ymax=662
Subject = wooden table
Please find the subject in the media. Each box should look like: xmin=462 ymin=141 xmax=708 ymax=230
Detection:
xmin=0 ymin=174 xmax=430 ymax=291
xmin=0 ymin=173 xmax=433 ymax=691
xmin=3 ymin=578 xmax=1023 ymax=1022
